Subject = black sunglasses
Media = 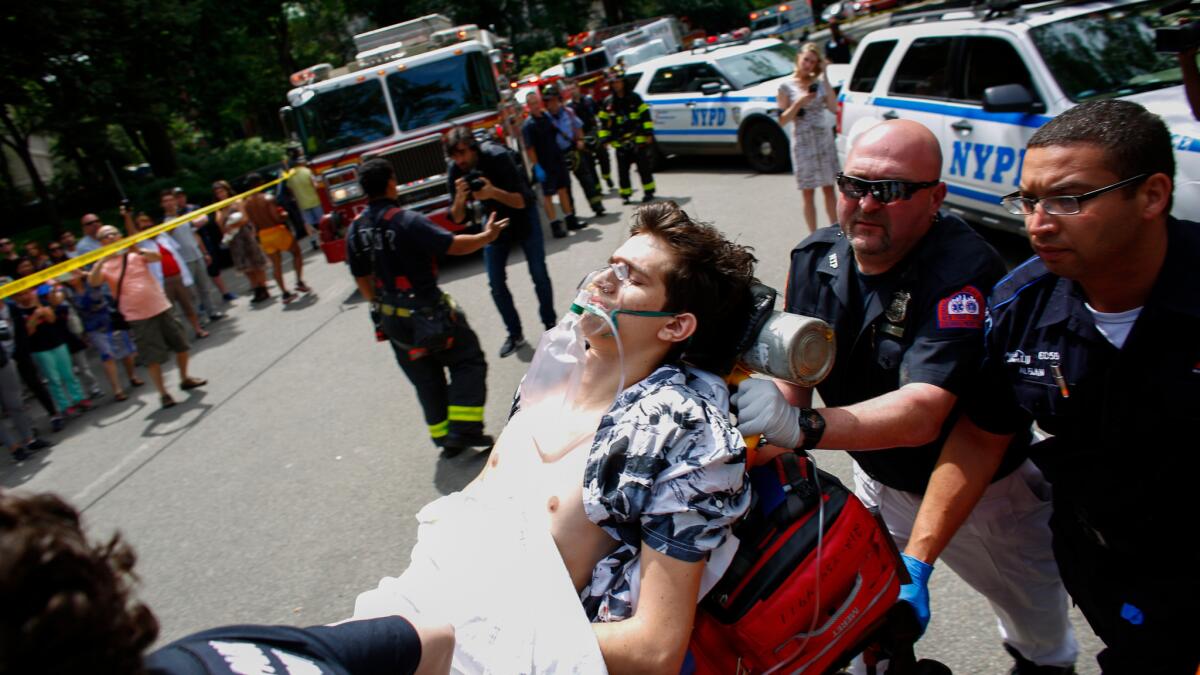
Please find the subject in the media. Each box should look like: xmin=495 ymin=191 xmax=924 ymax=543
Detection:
xmin=836 ymin=173 xmax=940 ymax=204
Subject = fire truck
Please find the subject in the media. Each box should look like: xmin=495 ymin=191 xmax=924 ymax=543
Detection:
xmin=279 ymin=14 xmax=520 ymax=263
xmin=561 ymin=16 xmax=693 ymax=99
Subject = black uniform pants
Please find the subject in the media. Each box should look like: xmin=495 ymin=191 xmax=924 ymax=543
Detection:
xmin=383 ymin=312 xmax=487 ymax=445
xmin=1049 ymin=508 xmax=1198 ymax=674
xmin=570 ymin=150 xmax=604 ymax=215
xmin=586 ymin=135 xmax=612 ymax=183
xmin=615 ymin=143 xmax=654 ymax=199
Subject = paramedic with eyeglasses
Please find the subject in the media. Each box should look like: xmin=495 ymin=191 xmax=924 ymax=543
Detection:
xmin=947 ymin=100 xmax=1199 ymax=674
xmin=733 ymin=119 xmax=1078 ymax=673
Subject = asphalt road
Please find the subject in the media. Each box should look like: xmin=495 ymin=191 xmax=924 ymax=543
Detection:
xmin=1 ymin=155 xmax=1101 ymax=673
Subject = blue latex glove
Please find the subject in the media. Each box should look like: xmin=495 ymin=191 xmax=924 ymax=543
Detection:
xmin=533 ymin=163 xmax=546 ymax=183
xmin=898 ymin=553 xmax=934 ymax=636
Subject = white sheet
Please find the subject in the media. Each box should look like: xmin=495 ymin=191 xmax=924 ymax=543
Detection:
xmin=353 ymin=484 xmax=607 ymax=674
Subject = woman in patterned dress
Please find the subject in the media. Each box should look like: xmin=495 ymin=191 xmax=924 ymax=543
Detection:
xmin=778 ymin=43 xmax=840 ymax=234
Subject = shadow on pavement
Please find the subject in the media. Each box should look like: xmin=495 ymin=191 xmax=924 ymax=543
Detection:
xmin=282 ymin=292 xmax=320 ymax=312
xmin=142 ymin=389 xmax=214 ymax=438
xmin=433 ymin=447 xmax=490 ymax=495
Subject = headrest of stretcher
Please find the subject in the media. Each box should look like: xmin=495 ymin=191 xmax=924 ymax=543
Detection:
xmin=680 ymin=282 xmax=777 ymax=378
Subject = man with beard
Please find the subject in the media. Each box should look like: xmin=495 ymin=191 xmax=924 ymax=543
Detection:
xmin=733 ymin=120 xmax=1078 ymax=672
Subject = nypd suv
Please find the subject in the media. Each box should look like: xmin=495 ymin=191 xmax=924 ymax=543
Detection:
xmin=625 ymin=38 xmax=799 ymax=172
xmin=837 ymin=0 xmax=1200 ymax=233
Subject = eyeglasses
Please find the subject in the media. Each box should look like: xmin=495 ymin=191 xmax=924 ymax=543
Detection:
xmin=82 ymin=220 xmax=101 ymax=227
xmin=1001 ymin=173 xmax=1150 ymax=216
xmin=835 ymin=173 xmax=940 ymax=204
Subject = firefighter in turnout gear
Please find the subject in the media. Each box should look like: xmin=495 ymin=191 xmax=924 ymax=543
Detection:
xmin=346 ymin=158 xmax=506 ymax=457
xmin=598 ymin=66 xmax=656 ymax=204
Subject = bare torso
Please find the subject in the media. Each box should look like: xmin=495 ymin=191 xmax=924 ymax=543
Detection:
xmin=474 ymin=401 xmax=619 ymax=592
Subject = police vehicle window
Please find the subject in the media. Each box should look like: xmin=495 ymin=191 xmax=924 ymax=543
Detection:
xmin=959 ymin=38 xmax=1038 ymax=103
xmin=1031 ymin=3 xmax=1185 ymax=101
xmin=888 ymin=37 xmax=953 ymax=99
xmin=685 ymin=63 xmax=727 ymax=92
xmin=386 ymin=52 xmax=500 ymax=133
xmin=848 ymin=40 xmax=896 ymax=92
xmin=716 ymin=43 xmax=797 ymax=88
xmin=296 ymin=80 xmax=393 ymax=156
xmin=648 ymin=65 xmax=690 ymax=94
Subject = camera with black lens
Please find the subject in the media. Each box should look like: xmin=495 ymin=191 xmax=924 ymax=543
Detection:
xmin=464 ymin=169 xmax=486 ymax=193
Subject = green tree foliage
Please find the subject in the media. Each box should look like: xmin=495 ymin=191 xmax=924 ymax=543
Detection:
xmin=520 ymin=48 xmax=570 ymax=77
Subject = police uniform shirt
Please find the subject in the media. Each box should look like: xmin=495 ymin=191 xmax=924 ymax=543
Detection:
xmin=144 ymin=616 xmax=421 ymax=675
xmin=445 ymin=141 xmax=533 ymax=230
xmin=965 ymin=216 xmax=1200 ymax=544
xmin=568 ymin=96 xmax=600 ymax=133
xmin=345 ymin=199 xmax=451 ymax=296
xmin=785 ymin=215 xmax=1012 ymax=494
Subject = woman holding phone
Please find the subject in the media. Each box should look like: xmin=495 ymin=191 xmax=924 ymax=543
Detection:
xmin=778 ymin=42 xmax=840 ymax=234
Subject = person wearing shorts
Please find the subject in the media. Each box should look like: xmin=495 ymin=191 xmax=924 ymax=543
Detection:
xmin=66 ymin=271 xmax=142 ymax=401
xmin=212 ymin=180 xmax=272 ymax=304
xmin=522 ymin=91 xmax=585 ymax=238
xmin=242 ymin=173 xmax=310 ymax=304
xmin=88 ymin=226 xmax=206 ymax=410
xmin=285 ymin=155 xmax=324 ymax=251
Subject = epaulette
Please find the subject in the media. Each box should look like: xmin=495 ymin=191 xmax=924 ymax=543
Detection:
xmin=793 ymin=225 xmax=842 ymax=253
xmin=990 ymin=255 xmax=1051 ymax=311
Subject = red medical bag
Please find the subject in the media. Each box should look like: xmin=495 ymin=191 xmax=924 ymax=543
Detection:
xmin=689 ymin=452 xmax=904 ymax=674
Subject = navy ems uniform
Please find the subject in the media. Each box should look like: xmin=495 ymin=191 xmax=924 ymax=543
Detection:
xmin=145 ymin=616 xmax=422 ymax=674
xmin=966 ymin=217 xmax=1200 ymax=674
xmin=786 ymin=215 xmax=1077 ymax=666
xmin=346 ymin=199 xmax=487 ymax=446
xmin=598 ymin=89 xmax=655 ymax=202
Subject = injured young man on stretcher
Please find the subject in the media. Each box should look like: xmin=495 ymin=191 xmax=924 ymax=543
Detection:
xmin=354 ymin=202 xmax=760 ymax=674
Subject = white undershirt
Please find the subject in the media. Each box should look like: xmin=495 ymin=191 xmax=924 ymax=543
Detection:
xmin=1084 ymin=303 xmax=1143 ymax=349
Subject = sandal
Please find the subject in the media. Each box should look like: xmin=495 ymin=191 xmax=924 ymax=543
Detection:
xmin=115 ymin=391 xmax=129 ymax=402
xmin=196 ymin=329 xmax=210 ymax=339
xmin=130 ymin=377 xmax=145 ymax=388
xmin=161 ymin=394 xmax=177 ymax=409
xmin=181 ymin=377 xmax=207 ymax=391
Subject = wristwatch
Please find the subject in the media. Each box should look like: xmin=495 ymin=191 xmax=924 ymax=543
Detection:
xmin=797 ymin=407 xmax=826 ymax=451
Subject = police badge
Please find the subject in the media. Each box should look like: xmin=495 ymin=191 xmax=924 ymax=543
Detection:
xmin=880 ymin=290 xmax=911 ymax=338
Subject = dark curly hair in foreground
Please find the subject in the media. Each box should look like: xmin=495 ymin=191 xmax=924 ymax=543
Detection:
xmin=0 ymin=490 xmax=158 ymax=675
xmin=630 ymin=201 xmax=759 ymax=373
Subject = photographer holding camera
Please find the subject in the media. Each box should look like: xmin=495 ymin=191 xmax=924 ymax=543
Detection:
xmin=446 ymin=126 xmax=557 ymax=359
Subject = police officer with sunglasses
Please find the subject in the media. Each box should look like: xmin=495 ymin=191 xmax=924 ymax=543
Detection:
xmin=733 ymin=119 xmax=1079 ymax=672
xmin=950 ymin=100 xmax=1199 ymax=674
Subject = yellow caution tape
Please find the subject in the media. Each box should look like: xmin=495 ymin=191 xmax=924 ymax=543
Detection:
xmin=0 ymin=170 xmax=295 ymax=300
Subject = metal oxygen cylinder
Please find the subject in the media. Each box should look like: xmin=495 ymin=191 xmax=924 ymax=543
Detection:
xmin=737 ymin=311 xmax=835 ymax=388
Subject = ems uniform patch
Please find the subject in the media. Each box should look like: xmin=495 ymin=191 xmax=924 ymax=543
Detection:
xmin=937 ymin=286 xmax=984 ymax=329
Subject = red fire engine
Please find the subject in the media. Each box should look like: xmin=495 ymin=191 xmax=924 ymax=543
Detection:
xmin=280 ymin=14 xmax=520 ymax=263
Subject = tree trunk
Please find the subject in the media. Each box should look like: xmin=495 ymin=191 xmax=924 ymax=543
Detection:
xmin=269 ymin=10 xmax=299 ymax=79
xmin=0 ymin=107 xmax=61 ymax=233
xmin=138 ymin=119 xmax=179 ymax=177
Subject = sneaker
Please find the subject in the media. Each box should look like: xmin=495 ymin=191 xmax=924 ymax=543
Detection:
xmin=77 ymin=399 xmax=95 ymax=411
xmin=565 ymin=214 xmax=586 ymax=231
xmin=642 ymin=191 xmax=656 ymax=203
xmin=251 ymin=288 xmax=271 ymax=304
xmin=499 ymin=335 xmax=526 ymax=358
xmin=25 ymin=438 xmax=53 ymax=451
xmin=550 ymin=220 xmax=567 ymax=239
xmin=51 ymin=416 xmax=66 ymax=432
xmin=281 ymin=291 xmax=297 ymax=304
xmin=1005 ymin=644 xmax=1075 ymax=675
xmin=622 ymin=196 xmax=632 ymax=205
xmin=223 ymin=292 xmax=238 ymax=302
xmin=89 ymin=389 xmax=106 ymax=400
xmin=65 ymin=406 xmax=81 ymax=417
xmin=295 ymin=281 xmax=312 ymax=293
xmin=12 ymin=447 xmax=30 ymax=462
xmin=208 ymin=312 xmax=226 ymax=322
